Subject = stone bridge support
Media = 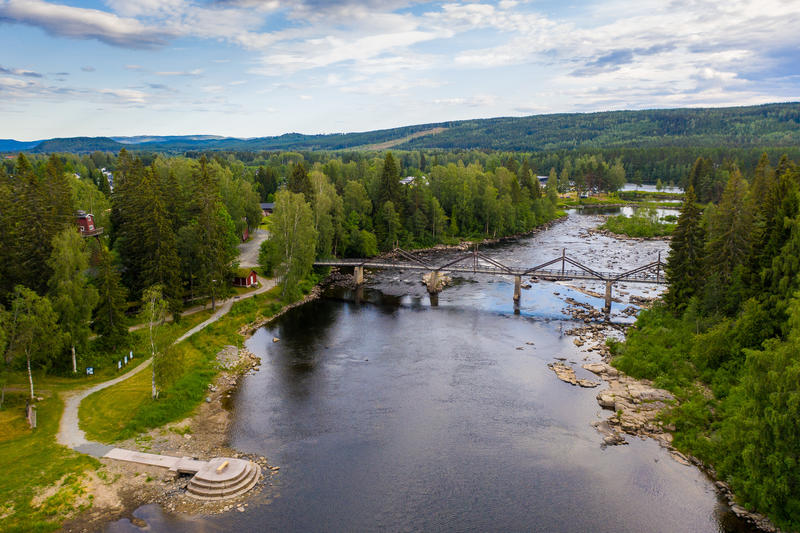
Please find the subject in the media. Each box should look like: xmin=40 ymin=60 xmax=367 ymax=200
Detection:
xmin=353 ymin=266 xmax=364 ymax=285
xmin=604 ymin=281 xmax=613 ymax=315
xmin=513 ymin=275 xmax=522 ymax=302
xmin=426 ymin=271 xmax=440 ymax=294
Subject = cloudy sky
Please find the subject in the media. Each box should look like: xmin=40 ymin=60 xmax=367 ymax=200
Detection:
xmin=1 ymin=0 xmax=798 ymax=140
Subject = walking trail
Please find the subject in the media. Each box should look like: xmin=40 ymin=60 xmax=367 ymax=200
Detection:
xmin=57 ymin=277 xmax=276 ymax=457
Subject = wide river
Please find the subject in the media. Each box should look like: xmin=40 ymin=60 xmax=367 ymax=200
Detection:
xmin=107 ymin=209 xmax=756 ymax=532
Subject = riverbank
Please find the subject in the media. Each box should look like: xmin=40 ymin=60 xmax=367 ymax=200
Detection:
xmin=0 ymin=279 xmax=320 ymax=532
xmin=62 ymin=345 xmax=278 ymax=532
xmin=554 ymin=306 xmax=782 ymax=533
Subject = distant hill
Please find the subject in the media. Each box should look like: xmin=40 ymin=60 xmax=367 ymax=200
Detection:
xmin=111 ymin=135 xmax=230 ymax=144
xmin=0 ymin=139 xmax=42 ymax=151
xmin=31 ymin=137 xmax=124 ymax=153
xmin=4 ymin=102 xmax=799 ymax=154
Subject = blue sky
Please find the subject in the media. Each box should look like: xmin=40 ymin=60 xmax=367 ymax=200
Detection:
xmin=1 ymin=0 xmax=798 ymax=140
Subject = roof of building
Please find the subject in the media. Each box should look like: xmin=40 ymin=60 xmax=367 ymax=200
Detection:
xmin=260 ymin=202 xmax=275 ymax=209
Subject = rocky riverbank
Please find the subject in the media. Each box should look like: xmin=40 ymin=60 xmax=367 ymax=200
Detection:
xmin=62 ymin=344 xmax=280 ymax=532
xmin=556 ymin=301 xmax=782 ymax=533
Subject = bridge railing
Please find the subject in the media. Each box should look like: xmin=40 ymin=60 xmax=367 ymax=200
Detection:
xmin=313 ymin=248 xmax=667 ymax=285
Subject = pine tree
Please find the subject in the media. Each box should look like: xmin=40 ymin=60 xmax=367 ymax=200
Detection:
xmin=14 ymin=154 xmax=71 ymax=294
xmin=378 ymin=152 xmax=400 ymax=207
xmin=703 ymin=169 xmax=753 ymax=314
xmin=138 ymin=167 xmax=182 ymax=316
xmin=0 ymin=165 xmax=21 ymax=301
xmin=93 ymin=247 xmax=128 ymax=349
xmin=288 ymin=162 xmax=314 ymax=203
xmin=664 ymin=186 xmax=705 ymax=312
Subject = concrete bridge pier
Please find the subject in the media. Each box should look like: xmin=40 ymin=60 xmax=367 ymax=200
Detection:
xmin=426 ymin=271 xmax=441 ymax=294
xmin=353 ymin=265 xmax=364 ymax=285
xmin=604 ymin=281 xmax=613 ymax=315
xmin=513 ymin=275 xmax=522 ymax=302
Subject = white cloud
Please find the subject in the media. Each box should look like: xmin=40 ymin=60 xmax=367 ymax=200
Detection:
xmin=0 ymin=0 xmax=173 ymax=48
xmin=99 ymin=88 xmax=149 ymax=104
xmin=155 ymin=68 xmax=203 ymax=77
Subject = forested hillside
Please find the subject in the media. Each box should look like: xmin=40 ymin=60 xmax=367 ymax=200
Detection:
xmin=612 ymin=153 xmax=800 ymax=531
xmin=8 ymin=102 xmax=799 ymax=156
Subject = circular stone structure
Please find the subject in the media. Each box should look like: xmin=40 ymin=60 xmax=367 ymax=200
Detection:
xmin=186 ymin=457 xmax=260 ymax=500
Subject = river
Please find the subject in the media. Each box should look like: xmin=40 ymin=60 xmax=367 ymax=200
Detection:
xmin=106 ymin=210 xmax=756 ymax=532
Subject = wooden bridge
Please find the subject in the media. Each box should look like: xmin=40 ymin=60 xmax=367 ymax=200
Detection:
xmin=315 ymin=247 xmax=667 ymax=314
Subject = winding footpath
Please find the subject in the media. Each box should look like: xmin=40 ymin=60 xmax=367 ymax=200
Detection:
xmin=57 ymin=277 xmax=276 ymax=457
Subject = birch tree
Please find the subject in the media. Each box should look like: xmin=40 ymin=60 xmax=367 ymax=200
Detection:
xmin=4 ymin=287 xmax=62 ymax=399
xmin=139 ymin=285 xmax=168 ymax=399
xmin=265 ymin=190 xmax=317 ymax=300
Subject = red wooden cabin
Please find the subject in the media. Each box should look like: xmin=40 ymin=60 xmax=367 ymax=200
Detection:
xmin=233 ymin=269 xmax=258 ymax=288
xmin=75 ymin=211 xmax=103 ymax=237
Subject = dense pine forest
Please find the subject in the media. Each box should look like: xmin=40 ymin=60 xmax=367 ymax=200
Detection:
xmin=612 ymin=153 xmax=800 ymax=530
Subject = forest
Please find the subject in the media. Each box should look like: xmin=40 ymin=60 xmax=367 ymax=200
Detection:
xmin=611 ymin=153 xmax=800 ymax=530
xmin=4 ymin=102 xmax=798 ymax=159
xmin=0 ymin=147 xmax=571 ymax=398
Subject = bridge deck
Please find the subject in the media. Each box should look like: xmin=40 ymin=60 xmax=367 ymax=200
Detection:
xmin=314 ymin=261 xmax=666 ymax=284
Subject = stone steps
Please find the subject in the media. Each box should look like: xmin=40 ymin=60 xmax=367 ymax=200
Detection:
xmin=186 ymin=458 xmax=260 ymax=500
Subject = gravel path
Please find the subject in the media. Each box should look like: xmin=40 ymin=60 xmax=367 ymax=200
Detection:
xmin=58 ymin=276 xmax=277 ymax=456
xmin=237 ymin=229 xmax=269 ymax=268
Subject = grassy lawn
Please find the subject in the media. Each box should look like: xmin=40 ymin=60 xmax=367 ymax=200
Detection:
xmin=79 ymin=369 xmax=151 ymax=443
xmin=0 ymin=393 xmax=98 ymax=533
xmin=79 ymin=286 xmax=285 ymax=444
xmin=0 ymin=281 xmax=296 ymax=531
xmin=0 ymin=307 xmax=213 ymax=531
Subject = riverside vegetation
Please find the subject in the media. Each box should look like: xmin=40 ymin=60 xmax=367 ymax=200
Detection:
xmin=611 ymin=153 xmax=800 ymax=531
xmin=599 ymin=207 xmax=677 ymax=238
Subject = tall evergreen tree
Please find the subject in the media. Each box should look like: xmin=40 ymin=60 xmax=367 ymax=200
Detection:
xmin=14 ymin=154 xmax=72 ymax=294
xmin=138 ymin=167 xmax=182 ymax=316
xmin=288 ymin=162 xmax=314 ymax=203
xmin=664 ymin=186 xmax=705 ymax=312
xmin=378 ymin=152 xmax=401 ymax=207
xmin=0 ymin=165 xmax=21 ymax=301
xmin=703 ymin=169 xmax=752 ymax=313
xmin=93 ymin=247 xmax=128 ymax=349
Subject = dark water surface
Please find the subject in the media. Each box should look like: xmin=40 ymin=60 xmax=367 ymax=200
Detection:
xmin=107 ymin=212 xmax=755 ymax=533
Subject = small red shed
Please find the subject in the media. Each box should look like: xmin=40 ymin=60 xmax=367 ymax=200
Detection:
xmin=233 ymin=268 xmax=258 ymax=288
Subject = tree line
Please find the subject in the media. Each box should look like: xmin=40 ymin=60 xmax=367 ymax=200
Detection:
xmin=0 ymin=150 xmax=261 ymax=402
xmin=613 ymin=152 xmax=800 ymax=530
xmin=261 ymin=152 xmax=566 ymax=298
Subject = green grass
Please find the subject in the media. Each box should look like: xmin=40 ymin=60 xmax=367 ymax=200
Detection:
xmin=599 ymin=209 xmax=676 ymax=238
xmin=79 ymin=285 xmax=288 ymax=443
xmin=0 ymin=394 xmax=98 ymax=533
